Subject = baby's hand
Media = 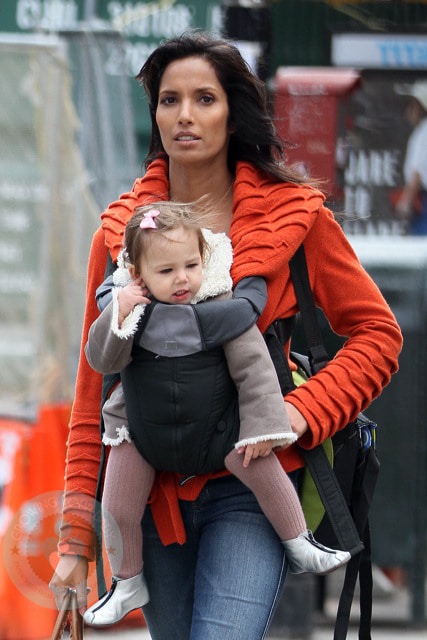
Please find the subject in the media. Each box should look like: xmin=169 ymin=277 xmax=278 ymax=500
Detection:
xmin=117 ymin=278 xmax=150 ymax=324
xmin=237 ymin=440 xmax=273 ymax=468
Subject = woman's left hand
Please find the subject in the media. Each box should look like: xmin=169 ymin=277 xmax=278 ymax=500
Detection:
xmin=284 ymin=401 xmax=308 ymax=438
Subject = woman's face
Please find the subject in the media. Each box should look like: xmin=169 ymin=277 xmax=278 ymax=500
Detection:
xmin=156 ymin=56 xmax=231 ymax=169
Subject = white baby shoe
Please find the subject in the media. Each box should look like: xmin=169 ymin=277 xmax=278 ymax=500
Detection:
xmin=283 ymin=530 xmax=351 ymax=575
xmin=83 ymin=572 xmax=149 ymax=627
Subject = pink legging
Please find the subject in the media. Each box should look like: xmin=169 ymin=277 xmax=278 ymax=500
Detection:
xmin=102 ymin=443 xmax=306 ymax=578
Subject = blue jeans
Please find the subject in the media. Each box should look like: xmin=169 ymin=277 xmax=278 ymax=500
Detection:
xmin=141 ymin=474 xmax=288 ymax=640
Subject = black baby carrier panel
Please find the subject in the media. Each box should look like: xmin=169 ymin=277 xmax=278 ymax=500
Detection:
xmin=121 ymin=344 xmax=239 ymax=475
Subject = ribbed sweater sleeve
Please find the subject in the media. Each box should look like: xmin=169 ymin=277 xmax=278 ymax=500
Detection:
xmin=229 ymin=163 xmax=403 ymax=452
xmin=59 ymin=160 xmax=170 ymax=557
xmin=58 ymin=229 xmax=108 ymax=559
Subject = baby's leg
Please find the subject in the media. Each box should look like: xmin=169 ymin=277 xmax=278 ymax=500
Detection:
xmin=225 ymin=449 xmax=350 ymax=575
xmin=103 ymin=441 xmax=155 ymax=578
xmin=84 ymin=441 xmax=153 ymax=627
xmin=224 ymin=448 xmax=305 ymax=540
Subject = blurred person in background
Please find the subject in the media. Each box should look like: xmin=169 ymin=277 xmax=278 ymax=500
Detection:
xmin=395 ymin=80 xmax=427 ymax=235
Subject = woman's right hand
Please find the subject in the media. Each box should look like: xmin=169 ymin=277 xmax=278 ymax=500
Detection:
xmin=284 ymin=401 xmax=308 ymax=438
xmin=49 ymin=554 xmax=89 ymax=615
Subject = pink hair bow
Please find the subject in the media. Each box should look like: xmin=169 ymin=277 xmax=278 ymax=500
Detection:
xmin=140 ymin=208 xmax=160 ymax=229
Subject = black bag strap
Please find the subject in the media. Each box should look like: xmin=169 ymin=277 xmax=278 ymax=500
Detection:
xmin=335 ymin=447 xmax=380 ymax=639
xmin=264 ymin=322 xmax=295 ymax=396
xmin=289 ymin=246 xmax=363 ymax=555
xmin=289 ymin=244 xmax=374 ymax=640
xmin=289 ymin=246 xmax=330 ymax=374
xmin=301 ymin=447 xmax=364 ymax=557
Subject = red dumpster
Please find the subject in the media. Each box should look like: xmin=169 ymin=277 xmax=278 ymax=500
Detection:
xmin=274 ymin=67 xmax=360 ymax=196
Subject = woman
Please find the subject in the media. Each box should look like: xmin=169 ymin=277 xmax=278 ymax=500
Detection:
xmin=82 ymin=202 xmax=350 ymax=627
xmin=50 ymin=31 xmax=402 ymax=639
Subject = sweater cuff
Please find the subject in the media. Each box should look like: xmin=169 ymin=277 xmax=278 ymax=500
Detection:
xmin=234 ymin=432 xmax=298 ymax=450
xmin=58 ymin=538 xmax=96 ymax=562
xmin=58 ymin=494 xmax=99 ymax=561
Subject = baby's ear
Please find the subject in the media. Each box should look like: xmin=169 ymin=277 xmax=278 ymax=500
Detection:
xmin=128 ymin=264 xmax=138 ymax=280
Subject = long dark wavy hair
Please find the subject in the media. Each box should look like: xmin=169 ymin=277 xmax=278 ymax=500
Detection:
xmin=136 ymin=31 xmax=307 ymax=184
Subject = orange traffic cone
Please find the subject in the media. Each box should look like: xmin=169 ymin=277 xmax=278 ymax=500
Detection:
xmin=0 ymin=404 xmax=70 ymax=639
xmin=1 ymin=403 xmax=146 ymax=638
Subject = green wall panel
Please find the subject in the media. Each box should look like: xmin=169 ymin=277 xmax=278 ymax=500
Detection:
xmin=270 ymin=1 xmax=427 ymax=69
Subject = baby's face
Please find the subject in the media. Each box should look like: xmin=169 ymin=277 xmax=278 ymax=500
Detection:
xmin=138 ymin=226 xmax=203 ymax=304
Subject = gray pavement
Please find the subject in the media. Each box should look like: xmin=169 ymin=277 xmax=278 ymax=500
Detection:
xmin=85 ymin=618 xmax=427 ymax=640
xmin=86 ymin=629 xmax=427 ymax=640
xmin=84 ymin=591 xmax=426 ymax=639
xmin=84 ymin=568 xmax=427 ymax=639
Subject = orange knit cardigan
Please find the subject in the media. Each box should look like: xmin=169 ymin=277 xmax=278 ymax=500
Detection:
xmin=58 ymin=158 xmax=402 ymax=556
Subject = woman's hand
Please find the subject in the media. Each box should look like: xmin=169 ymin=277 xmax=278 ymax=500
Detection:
xmin=285 ymin=401 xmax=308 ymax=438
xmin=49 ymin=555 xmax=89 ymax=615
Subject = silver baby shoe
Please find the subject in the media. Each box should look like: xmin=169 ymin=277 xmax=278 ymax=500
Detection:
xmin=283 ymin=530 xmax=351 ymax=576
xmin=83 ymin=572 xmax=149 ymax=627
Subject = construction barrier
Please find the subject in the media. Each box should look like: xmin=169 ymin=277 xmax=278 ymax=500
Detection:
xmin=0 ymin=404 xmax=71 ymax=638
xmin=0 ymin=403 xmax=144 ymax=639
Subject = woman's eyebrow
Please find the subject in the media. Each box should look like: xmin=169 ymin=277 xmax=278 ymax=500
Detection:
xmin=159 ymin=86 xmax=218 ymax=95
